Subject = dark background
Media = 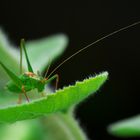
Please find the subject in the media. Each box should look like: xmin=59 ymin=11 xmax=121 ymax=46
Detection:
xmin=0 ymin=1 xmax=140 ymax=140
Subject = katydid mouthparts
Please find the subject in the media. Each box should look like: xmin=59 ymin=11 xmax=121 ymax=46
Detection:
xmin=0 ymin=21 xmax=139 ymax=104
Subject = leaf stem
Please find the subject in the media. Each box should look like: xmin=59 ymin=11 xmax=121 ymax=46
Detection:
xmin=41 ymin=112 xmax=88 ymax=140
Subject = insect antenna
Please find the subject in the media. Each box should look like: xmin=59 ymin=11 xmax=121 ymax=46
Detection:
xmin=47 ymin=21 xmax=140 ymax=79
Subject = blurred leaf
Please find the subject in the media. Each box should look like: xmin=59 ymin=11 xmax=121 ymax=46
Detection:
xmin=0 ymin=72 xmax=108 ymax=123
xmin=26 ymin=34 xmax=68 ymax=73
xmin=0 ymin=29 xmax=19 ymax=89
xmin=108 ymin=115 xmax=140 ymax=137
xmin=0 ymin=119 xmax=44 ymax=140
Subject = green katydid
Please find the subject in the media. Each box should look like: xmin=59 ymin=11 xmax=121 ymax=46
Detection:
xmin=0 ymin=21 xmax=139 ymax=104
xmin=0 ymin=39 xmax=59 ymax=103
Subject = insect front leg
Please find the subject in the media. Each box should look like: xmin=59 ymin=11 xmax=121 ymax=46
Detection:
xmin=21 ymin=85 xmax=30 ymax=102
xmin=55 ymin=74 xmax=59 ymax=90
xmin=51 ymin=74 xmax=59 ymax=90
xmin=53 ymin=74 xmax=59 ymax=90
xmin=46 ymin=74 xmax=59 ymax=90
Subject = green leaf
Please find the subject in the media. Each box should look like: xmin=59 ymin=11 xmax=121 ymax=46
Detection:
xmin=26 ymin=34 xmax=68 ymax=73
xmin=0 ymin=72 xmax=108 ymax=123
xmin=108 ymin=115 xmax=140 ymax=137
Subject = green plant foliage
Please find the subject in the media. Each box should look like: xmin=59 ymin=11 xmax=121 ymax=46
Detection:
xmin=108 ymin=115 xmax=140 ymax=137
xmin=0 ymin=119 xmax=44 ymax=140
xmin=0 ymin=31 xmax=108 ymax=140
xmin=0 ymin=30 xmax=19 ymax=88
xmin=0 ymin=72 xmax=108 ymax=123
